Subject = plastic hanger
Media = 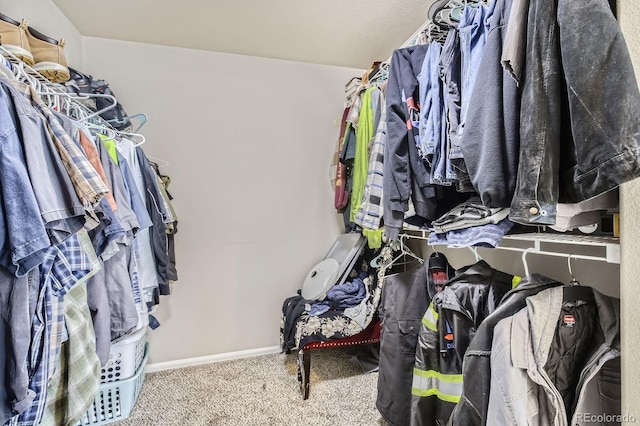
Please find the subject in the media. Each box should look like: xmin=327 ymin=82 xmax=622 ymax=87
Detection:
xmin=562 ymin=254 xmax=595 ymax=303
xmin=84 ymin=121 xmax=117 ymax=139
xmin=147 ymin=155 xmax=170 ymax=168
xmin=114 ymin=130 xmax=146 ymax=147
xmin=426 ymin=22 xmax=448 ymax=43
xmin=108 ymin=112 xmax=148 ymax=133
xmin=370 ymin=245 xmax=393 ymax=269
xmin=436 ymin=8 xmax=459 ymax=26
xmin=0 ymin=57 xmax=15 ymax=80
xmin=567 ymin=254 xmax=579 ymax=286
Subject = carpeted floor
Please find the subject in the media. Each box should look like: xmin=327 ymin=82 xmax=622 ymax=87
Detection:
xmin=116 ymin=348 xmax=387 ymax=426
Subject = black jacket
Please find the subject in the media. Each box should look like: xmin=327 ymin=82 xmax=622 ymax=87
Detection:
xmin=448 ymin=274 xmax=563 ymax=425
xmin=384 ymin=45 xmax=445 ymax=241
xmin=377 ymin=253 xmax=455 ymax=426
xmin=411 ymin=260 xmax=515 ymax=426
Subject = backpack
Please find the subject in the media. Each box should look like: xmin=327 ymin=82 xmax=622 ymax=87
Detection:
xmin=66 ymin=67 xmax=131 ymax=130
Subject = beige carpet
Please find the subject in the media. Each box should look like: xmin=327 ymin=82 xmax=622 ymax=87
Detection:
xmin=116 ymin=348 xmax=387 ymax=426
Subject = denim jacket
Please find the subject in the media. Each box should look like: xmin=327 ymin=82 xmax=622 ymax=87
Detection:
xmin=510 ymin=0 xmax=640 ymax=225
xmin=486 ymin=286 xmax=621 ymax=425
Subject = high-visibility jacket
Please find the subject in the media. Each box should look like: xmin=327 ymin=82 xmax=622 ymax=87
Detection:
xmin=411 ymin=260 xmax=518 ymax=426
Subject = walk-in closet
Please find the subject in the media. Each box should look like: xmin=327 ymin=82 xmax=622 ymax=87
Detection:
xmin=1 ymin=0 xmax=639 ymax=425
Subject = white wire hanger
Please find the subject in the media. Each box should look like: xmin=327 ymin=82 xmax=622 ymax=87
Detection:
xmin=390 ymin=235 xmax=425 ymax=265
xmin=567 ymin=254 xmax=580 ymax=286
xmin=35 ymin=90 xmax=118 ymax=122
xmin=522 ymin=247 xmax=535 ymax=277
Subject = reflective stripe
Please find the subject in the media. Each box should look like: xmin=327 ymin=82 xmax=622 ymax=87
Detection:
xmin=412 ymin=369 xmax=463 ymax=403
xmin=512 ymin=276 xmax=522 ymax=288
xmin=421 ymin=303 xmax=438 ymax=331
xmin=411 ymin=388 xmax=462 ymax=403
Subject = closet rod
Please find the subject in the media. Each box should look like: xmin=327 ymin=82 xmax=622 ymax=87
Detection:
xmin=495 ymin=245 xmax=614 ymax=263
xmin=0 ymin=45 xmax=111 ymax=129
xmin=400 ymin=230 xmax=620 ymax=264
xmin=0 ymin=46 xmax=144 ymax=133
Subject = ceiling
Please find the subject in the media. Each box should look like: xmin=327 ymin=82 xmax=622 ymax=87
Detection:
xmin=52 ymin=0 xmax=429 ymax=70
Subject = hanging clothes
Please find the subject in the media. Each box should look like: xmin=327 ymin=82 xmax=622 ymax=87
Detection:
xmin=411 ymin=260 xmax=517 ymax=425
xmin=459 ymin=0 xmax=520 ymax=209
xmin=137 ymin=146 xmax=172 ymax=299
xmin=40 ymin=230 xmax=101 ymax=426
xmin=486 ymin=286 xmax=621 ymax=425
xmin=151 ymin=163 xmax=179 ymax=283
xmin=450 ymin=274 xmax=564 ymax=425
xmin=377 ymin=253 xmax=454 ymax=426
xmin=0 ymin=56 xmax=178 ymax=425
xmin=355 ymin=94 xmax=387 ymax=232
xmin=350 ymin=86 xmax=378 ymax=222
xmin=509 ymin=0 xmax=640 ymax=225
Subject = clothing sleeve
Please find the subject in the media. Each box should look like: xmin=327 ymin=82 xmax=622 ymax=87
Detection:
xmin=449 ymin=349 xmax=490 ymax=426
xmin=460 ymin=0 xmax=519 ymax=209
xmin=136 ymin=147 xmax=170 ymax=295
xmin=486 ymin=315 xmax=526 ymax=425
xmin=383 ymin=49 xmax=412 ymax=241
xmin=0 ymin=89 xmax=50 ymax=275
xmin=411 ymin=302 xmax=441 ymax=426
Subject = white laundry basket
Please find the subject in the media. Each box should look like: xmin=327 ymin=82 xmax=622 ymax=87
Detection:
xmin=101 ymin=327 xmax=147 ymax=383
xmin=77 ymin=344 xmax=149 ymax=426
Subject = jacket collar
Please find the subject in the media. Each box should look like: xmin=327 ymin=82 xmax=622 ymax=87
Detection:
xmin=511 ymin=286 xmax=563 ymax=369
xmin=438 ymin=260 xmax=495 ymax=314
xmin=500 ymin=273 xmax=563 ymax=304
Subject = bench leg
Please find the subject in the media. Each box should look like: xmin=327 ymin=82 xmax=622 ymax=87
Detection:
xmin=297 ymin=349 xmax=311 ymax=400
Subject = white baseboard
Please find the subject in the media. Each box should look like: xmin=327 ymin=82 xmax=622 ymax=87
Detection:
xmin=145 ymin=345 xmax=282 ymax=373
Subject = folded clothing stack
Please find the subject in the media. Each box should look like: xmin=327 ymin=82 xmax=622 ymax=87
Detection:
xmin=429 ymin=197 xmax=514 ymax=248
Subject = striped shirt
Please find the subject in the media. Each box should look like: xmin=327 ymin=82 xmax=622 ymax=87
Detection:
xmin=354 ymin=104 xmax=387 ymax=230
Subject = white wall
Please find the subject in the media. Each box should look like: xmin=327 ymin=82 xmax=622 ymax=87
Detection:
xmin=0 ymin=0 xmax=83 ymax=69
xmin=82 ymin=37 xmax=360 ymax=363
xmin=618 ymin=0 xmax=640 ymax=419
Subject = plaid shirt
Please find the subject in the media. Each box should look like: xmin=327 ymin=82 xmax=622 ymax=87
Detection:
xmin=9 ymin=232 xmax=96 ymax=426
xmin=354 ymin=104 xmax=387 ymax=230
xmin=40 ymin=230 xmax=101 ymax=426
xmin=78 ymin=128 xmax=117 ymax=212
xmin=10 ymin=81 xmax=108 ymax=209
xmin=40 ymin=282 xmax=101 ymax=426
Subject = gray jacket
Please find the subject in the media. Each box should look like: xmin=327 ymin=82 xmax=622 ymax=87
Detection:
xmin=487 ymin=286 xmax=621 ymax=425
